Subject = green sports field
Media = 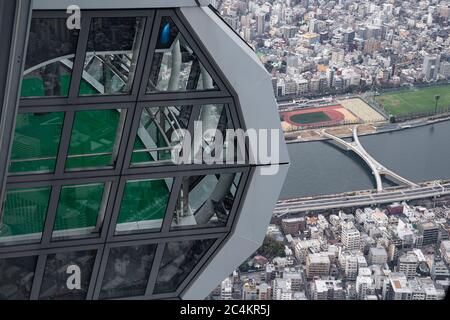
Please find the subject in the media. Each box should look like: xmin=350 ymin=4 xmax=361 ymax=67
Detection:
xmin=375 ymin=85 xmax=450 ymax=116
xmin=289 ymin=111 xmax=331 ymax=124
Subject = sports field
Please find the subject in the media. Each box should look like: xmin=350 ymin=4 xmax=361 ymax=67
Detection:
xmin=338 ymin=98 xmax=386 ymax=122
xmin=375 ymin=85 xmax=450 ymax=116
xmin=281 ymin=104 xmax=359 ymax=130
xmin=289 ymin=111 xmax=331 ymax=124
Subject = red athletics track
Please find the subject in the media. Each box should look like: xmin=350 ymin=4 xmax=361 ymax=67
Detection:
xmin=282 ymin=105 xmax=345 ymax=127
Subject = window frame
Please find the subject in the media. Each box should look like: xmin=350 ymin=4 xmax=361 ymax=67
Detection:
xmin=0 ymin=7 xmax=252 ymax=301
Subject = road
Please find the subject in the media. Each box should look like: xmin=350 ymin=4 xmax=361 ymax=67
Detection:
xmin=274 ymin=181 xmax=450 ymax=216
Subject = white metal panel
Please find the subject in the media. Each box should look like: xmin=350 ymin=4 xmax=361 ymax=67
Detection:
xmin=179 ymin=6 xmax=290 ymax=300
xmin=182 ymin=164 xmax=289 ymax=300
xmin=33 ymin=0 xmax=203 ymax=10
xmin=181 ymin=6 xmax=290 ymax=166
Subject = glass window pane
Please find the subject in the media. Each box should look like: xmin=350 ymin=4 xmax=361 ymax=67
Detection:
xmin=0 ymin=187 xmax=51 ymax=245
xmin=153 ymin=239 xmax=215 ymax=294
xmin=0 ymin=256 xmax=37 ymax=300
xmin=66 ymin=109 xmax=124 ymax=170
xmin=99 ymin=244 xmax=156 ymax=299
xmin=171 ymin=173 xmax=242 ymax=230
xmin=131 ymin=106 xmax=192 ymax=166
xmin=147 ymin=17 xmax=218 ymax=93
xmin=39 ymin=250 xmax=96 ymax=300
xmin=80 ymin=17 xmax=146 ymax=96
xmin=193 ymin=104 xmax=236 ymax=164
xmin=115 ymin=179 xmax=173 ymax=234
xmin=9 ymin=112 xmax=64 ymax=174
xmin=21 ymin=18 xmax=79 ymax=98
xmin=53 ymin=183 xmax=106 ymax=241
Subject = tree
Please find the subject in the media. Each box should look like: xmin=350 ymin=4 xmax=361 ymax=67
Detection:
xmin=257 ymin=236 xmax=286 ymax=259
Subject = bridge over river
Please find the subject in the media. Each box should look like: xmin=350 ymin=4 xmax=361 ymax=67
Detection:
xmin=320 ymin=126 xmax=419 ymax=192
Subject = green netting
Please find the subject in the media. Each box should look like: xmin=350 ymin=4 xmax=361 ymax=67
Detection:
xmin=21 ymin=75 xmax=98 ymax=98
xmin=54 ymin=184 xmax=104 ymax=232
xmin=21 ymin=75 xmax=71 ymax=98
xmin=66 ymin=109 xmax=121 ymax=170
xmin=9 ymin=112 xmax=64 ymax=174
xmin=118 ymin=179 xmax=171 ymax=225
xmin=7 ymin=76 xmax=172 ymax=237
xmin=0 ymin=187 xmax=51 ymax=238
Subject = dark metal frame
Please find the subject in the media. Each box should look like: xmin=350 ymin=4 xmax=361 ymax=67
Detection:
xmin=0 ymin=7 xmax=255 ymax=300
xmin=0 ymin=0 xmax=33 ymax=221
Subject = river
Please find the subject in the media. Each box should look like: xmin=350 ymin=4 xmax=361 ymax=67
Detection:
xmin=280 ymin=120 xmax=450 ymax=199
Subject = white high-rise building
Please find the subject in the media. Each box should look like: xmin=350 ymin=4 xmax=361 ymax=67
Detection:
xmin=220 ymin=278 xmax=233 ymax=300
xmin=369 ymin=247 xmax=388 ymax=265
xmin=306 ymin=253 xmax=331 ymax=279
xmin=356 ymin=268 xmax=374 ymax=300
xmin=341 ymin=222 xmax=361 ymax=251
xmin=312 ymin=280 xmax=345 ymax=300
xmin=384 ymin=272 xmax=412 ymax=300
xmin=398 ymin=252 xmax=419 ymax=279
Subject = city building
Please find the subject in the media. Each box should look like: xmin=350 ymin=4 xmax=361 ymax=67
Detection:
xmin=440 ymin=240 xmax=450 ymax=264
xmin=312 ymin=279 xmax=345 ymax=300
xmin=431 ymin=259 xmax=450 ymax=281
xmin=281 ymin=268 xmax=302 ymax=292
xmin=220 ymin=278 xmax=233 ymax=300
xmin=340 ymin=252 xmax=359 ymax=280
xmin=416 ymin=277 xmax=446 ymax=300
xmin=281 ymin=217 xmax=305 ymax=236
xmin=306 ymin=253 xmax=331 ymax=279
xmin=294 ymin=239 xmax=321 ymax=264
xmin=356 ymin=267 xmax=375 ymax=300
xmin=256 ymin=282 xmax=271 ymax=300
xmin=369 ymin=247 xmax=388 ymax=265
xmin=384 ymin=272 xmax=412 ymax=300
xmin=341 ymin=223 xmax=361 ymax=251
xmin=0 ymin=0 xmax=289 ymax=300
xmin=242 ymin=282 xmax=258 ymax=300
xmin=419 ymin=222 xmax=440 ymax=246
xmin=422 ymin=54 xmax=441 ymax=81
xmin=272 ymin=278 xmax=292 ymax=300
xmin=398 ymin=252 xmax=419 ymax=279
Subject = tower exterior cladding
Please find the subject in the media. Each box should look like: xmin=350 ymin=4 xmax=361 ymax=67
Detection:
xmin=0 ymin=0 xmax=289 ymax=300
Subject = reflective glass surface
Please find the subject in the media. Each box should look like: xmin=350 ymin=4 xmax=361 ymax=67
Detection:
xmin=52 ymin=183 xmax=106 ymax=241
xmin=9 ymin=112 xmax=64 ymax=174
xmin=115 ymin=179 xmax=173 ymax=234
xmin=0 ymin=187 xmax=51 ymax=244
xmin=66 ymin=109 xmax=124 ymax=170
xmin=154 ymin=239 xmax=215 ymax=294
xmin=80 ymin=17 xmax=146 ymax=96
xmin=193 ymin=104 xmax=236 ymax=164
xmin=131 ymin=106 xmax=192 ymax=166
xmin=21 ymin=18 xmax=79 ymax=98
xmin=39 ymin=250 xmax=96 ymax=300
xmin=100 ymin=244 xmax=156 ymax=299
xmin=8 ymin=9 xmax=244 ymax=301
xmin=0 ymin=256 xmax=37 ymax=300
xmin=171 ymin=173 xmax=242 ymax=229
xmin=147 ymin=17 xmax=218 ymax=93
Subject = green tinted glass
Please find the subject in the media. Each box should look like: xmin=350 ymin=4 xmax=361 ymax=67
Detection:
xmin=0 ymin=187 xmax=51 ymax=244
xmin=115 ymin=179 xmax=173 ymax=234
xmin=66 ymin=110 xmax=123 ymax=170
xmin=9 ymin=112 xmax=64 ymax=174
xmin=53 ymin=183 xmax=105 ymax=240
